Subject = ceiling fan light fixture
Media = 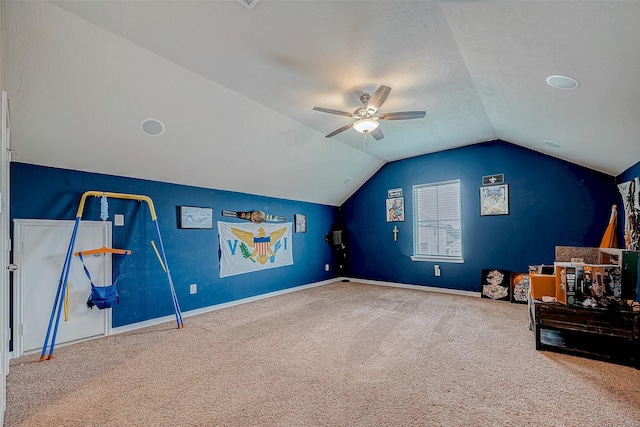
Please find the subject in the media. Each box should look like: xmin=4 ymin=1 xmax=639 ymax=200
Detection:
xmin=353 ymin=118 xmax=379 ymax=133
xmin=313 ymin=85 xmax=425 ymax=140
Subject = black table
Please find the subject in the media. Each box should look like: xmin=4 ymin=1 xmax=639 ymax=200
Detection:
xmin=531 ymin=298 xmax=640 ymax=367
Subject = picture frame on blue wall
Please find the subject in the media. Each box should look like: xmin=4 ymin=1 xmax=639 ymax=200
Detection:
xmin=482 ymin=173 xmax=504 ymax=185
xmin=294 ymin=214 xmax=307 ymax=233
xmin=178 ymin=206 xmax=213 ymax=229
xmin=480 ymin=184 xmax=509 ymax=216
xmin=386 ymin=197 xmax=404 ymax=222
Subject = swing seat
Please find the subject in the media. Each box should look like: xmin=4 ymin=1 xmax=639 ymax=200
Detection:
xmin=75 ymin=247 xmax=130 ymax=311
xmin=87 ymin=283 xmax=119 ymax=309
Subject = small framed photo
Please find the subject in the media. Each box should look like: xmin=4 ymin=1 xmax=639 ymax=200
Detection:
xmin=480 ymin=184 xmax=509 ymax=216
xmin=179 ymin=206 xmax=213 ymax=229
xmin=294 ymin=214 xmax=307 ymax=233
xmin=482 ymin=174 xmax=504 ymax=185
xmin=386 ymin=197 xmax=405 ymax=222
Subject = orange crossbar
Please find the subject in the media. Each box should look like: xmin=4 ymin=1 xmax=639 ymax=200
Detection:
xmin=74 ymin=247 xmax=131 ymax=256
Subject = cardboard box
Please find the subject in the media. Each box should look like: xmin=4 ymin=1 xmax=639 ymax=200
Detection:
xmin=552 ymin=247 xmax=639 ymax=302
xmin=530 ymin=274 xmax=556 ymax=300
xmin=565 ymin=266 xmax=577 ymax=305
xmin=598 ymin=248 xmax=622 ymax=265
xmin=554 ymin=264 xmax=584 ymax=305
xmin=576 ymin=264 xmax=620 ymax=300
xmin=578 ymin=265 xmax=592 ymax=301
xmin=555 ymin=246 xmax=599 ymax=264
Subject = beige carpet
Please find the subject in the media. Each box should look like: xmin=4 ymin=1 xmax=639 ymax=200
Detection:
xmin=5 ymin=281 xmax=640 ymax=426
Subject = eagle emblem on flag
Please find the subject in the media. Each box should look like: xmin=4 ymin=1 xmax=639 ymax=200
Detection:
xmin=231 ymin=226 xmax=288 ymax=265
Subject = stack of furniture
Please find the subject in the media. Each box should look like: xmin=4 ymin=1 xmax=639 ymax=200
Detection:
xmin=529 ymin=247 xmax=640 ymax=367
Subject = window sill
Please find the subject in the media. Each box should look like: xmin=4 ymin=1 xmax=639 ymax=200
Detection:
xmin=411 ymin=255 xmax=464 ymax=264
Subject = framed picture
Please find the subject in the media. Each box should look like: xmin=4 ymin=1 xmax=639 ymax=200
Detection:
xmin=178 ymin=206 xmax=213 ymax=229
xmin=482 ymin=174 xmax=504 ymax=185
xmin=481 ymin=269 xmax=511 ymax=301
xmin=386 ymin=197 xmax=404 ymax=222
xmin=480 ymin=184 xmax=509 ymax=216
xmin=510 ymin=273 xmax=530 ymax=304
xmin=294 ymin=214 xmax=307 ymax=233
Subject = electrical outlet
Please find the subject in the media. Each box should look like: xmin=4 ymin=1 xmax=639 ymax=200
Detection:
xmin=190 ymin=284 xmax=197 ymax=294
xmin=434 ymin=265 xmax=441 ymax=277
xmin=114 ymin=214 xmax=124 ymax=226
xmin=325 ymin=264 xmax=330 ymax=271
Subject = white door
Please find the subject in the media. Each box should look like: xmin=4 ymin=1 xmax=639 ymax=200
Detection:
xmin=13 ymin=220 xmax=112 ymax=356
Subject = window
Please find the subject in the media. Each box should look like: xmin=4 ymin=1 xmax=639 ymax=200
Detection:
xmin=412 ymin=179 xmax=463 ymax=262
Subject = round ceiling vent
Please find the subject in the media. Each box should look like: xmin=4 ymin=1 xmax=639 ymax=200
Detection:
xmin=342 ymin=176 xmax=352 ymax=184
xmin=546 ymin=75 xmax=580 ymax=90
xmin=141 ymin=119 xmax=165 ymax=136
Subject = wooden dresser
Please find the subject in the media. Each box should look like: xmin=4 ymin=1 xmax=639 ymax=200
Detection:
xmin=531 ymin=299 xmax=640 ymax=367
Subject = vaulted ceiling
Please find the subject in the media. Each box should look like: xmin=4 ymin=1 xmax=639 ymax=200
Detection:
xmin=5 ymin=1 xmax=640 ymax=206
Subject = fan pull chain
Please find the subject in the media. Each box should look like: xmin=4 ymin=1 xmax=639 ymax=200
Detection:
xmin=363 ymin=133 xmax=367 ymax=157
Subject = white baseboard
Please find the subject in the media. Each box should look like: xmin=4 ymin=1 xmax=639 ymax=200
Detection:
xmin=343 ymin=277 xmax=481 ymax=298
xmin=111 ymin=278 xmax=337 ymax=335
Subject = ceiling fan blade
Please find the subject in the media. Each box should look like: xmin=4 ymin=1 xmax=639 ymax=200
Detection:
xmin=367 ymin=85 xmax=391 ymax=112
xmin=325 ymin=123 xmax=354 ymax=138
xmin=313 ymin=107 xmax=353 ymax=117
xmin=378 ymin=111 xmax=426 ymax=120
xmin=370 ymin=127 xmax=384 ymax=141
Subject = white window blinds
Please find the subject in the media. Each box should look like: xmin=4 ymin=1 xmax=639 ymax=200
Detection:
xmin=413 ymin=180 xmax=462 ymax=261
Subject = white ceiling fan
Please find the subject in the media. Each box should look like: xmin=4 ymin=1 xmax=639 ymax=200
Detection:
xmin=313 ymin=85 xmax=426 ymax=140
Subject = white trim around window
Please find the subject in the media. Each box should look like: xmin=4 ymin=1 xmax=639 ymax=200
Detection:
xmin=412 ymin=179 xmax=463 ymax=263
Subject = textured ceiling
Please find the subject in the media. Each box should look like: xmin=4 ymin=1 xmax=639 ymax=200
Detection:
xmin=5 ymin=1 xmax=640 ymax=206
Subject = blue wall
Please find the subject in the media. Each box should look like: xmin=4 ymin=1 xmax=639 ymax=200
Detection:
xmin=11 ymin=162 xmax=338 ymax=327
xmin=11 ymin=142 xmax=625 ymax=328
xmin=340 ymin=140 xmax=618 ymax=292
xmin=617 ymin=161 xmax=640 ymax=185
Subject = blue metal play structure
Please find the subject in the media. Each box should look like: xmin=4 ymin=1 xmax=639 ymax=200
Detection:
xmin=40 ymin=191 xmax=184 ymax=361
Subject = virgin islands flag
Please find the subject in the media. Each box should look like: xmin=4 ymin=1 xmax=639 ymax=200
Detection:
xmin=218 ymin=221 xmax=293 ymax=278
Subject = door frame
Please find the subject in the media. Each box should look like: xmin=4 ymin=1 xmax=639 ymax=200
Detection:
xmin=12 ymin=219 xmax=112 ymax=358
xmin=1 ymin=89 xmax=11 ymax=425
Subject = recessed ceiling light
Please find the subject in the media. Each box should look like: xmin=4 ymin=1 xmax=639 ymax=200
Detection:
xmin=141 ymin=119 xmax=165 ymax=136
xmin=543 ymin=140 xmax=562 ymax=148
xmin=546 ymin=75 xmax=579 ymax=90
xmin=342 ymin=177 xmax=352 ymax=184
